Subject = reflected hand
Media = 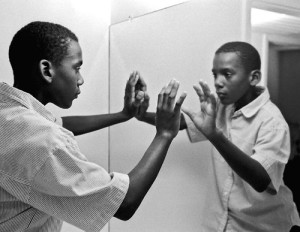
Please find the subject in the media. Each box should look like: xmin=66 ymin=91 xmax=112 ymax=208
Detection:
xmin=135 ymin=91 xmax=150 ymax=120
xmin=134 ymin=73 xmax=149 ymax=120
xmin=182 ymin=80 xmax=217 ymax=138
xmin=123 ymin=71 xmax=146 ymax=118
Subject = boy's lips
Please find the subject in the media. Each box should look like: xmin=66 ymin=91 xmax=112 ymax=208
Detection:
xmin=217 ymin=92 xmax=226 ymax=97
xmin=75 ymin=90 xmax=81 ymax=98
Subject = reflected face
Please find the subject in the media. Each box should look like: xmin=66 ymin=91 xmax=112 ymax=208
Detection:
xmin=212 ymin=52 xmax=253 ymax=107
xmin=50 ymin=40 xmax=84 ymax=108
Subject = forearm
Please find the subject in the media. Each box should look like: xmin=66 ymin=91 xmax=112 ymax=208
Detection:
xmin=138 ymin=112 xmax=156 ymax=126
xmin=209 ymin=131 xmax=271 ymax=192
xmin=138 ymin=112 xmax=187 ymax=130
xmin=62 ymin=112 xmax=131 ymax=136
xmin=114 ymin=133 xmax=173 ymax=220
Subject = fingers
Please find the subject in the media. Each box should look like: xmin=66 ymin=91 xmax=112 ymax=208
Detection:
xmin=193 ymin=84 xmax=204 ymax=102
xmin=141 ymin=92 xmax=150 ymax=108
xmin=209 ymin=92 xmax=217 ymax=109
xmin=163 ymin=79 xmax=179 ymax=108
xmin=200 ymin=80 xmax=211 ymax=97
xmin=169 ymin=81 xmax=179 ymax=99
xmin=126 ymin=70 xmax=145 ymax=92
xmin=136 ymin=92 xmax=150 ymax=118
xmin=127 ymin=71 xmax=139 ymax=88
xmin=125 ymin=71 xmax=139 ymax=100
xmin=134 ymin=90 xmax=145 ymax=106
xmin=158 ymin=79 xmax=185 ymax=111
xmin=136 ymin=74 xmax=147 ymax=92
xmin=157 ymin=86 xmax=166 ymax=109
xmin=193 ymin=80 xmax=213 ymax=103
xmin=174 ymin=92 xmax=187 ymax=114
xmin=162 ymin=79 xmax=177 ymax=108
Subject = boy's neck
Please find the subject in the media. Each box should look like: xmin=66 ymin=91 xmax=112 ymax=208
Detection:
xmin=235 ymin=87 xmax=260 ymax=111
xmin=14 ymin=83 xmax=47 ymax=105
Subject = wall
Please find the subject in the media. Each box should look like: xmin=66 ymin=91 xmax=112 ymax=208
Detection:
xmin=0 ymin=1 xmax=110 ymax=231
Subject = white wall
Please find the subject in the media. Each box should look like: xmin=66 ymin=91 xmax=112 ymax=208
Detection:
xmin=0 ymin=1 xmax=110 ymax=231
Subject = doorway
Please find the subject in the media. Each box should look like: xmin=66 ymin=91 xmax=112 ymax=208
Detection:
xmin=251 ymin=5 xmax=300 ymax=214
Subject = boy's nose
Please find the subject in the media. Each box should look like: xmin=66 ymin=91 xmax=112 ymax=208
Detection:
xmin=214 ymin=76 xmax=224 ymax=89
xmin=78 ymin=74 xmax=84 ymax=86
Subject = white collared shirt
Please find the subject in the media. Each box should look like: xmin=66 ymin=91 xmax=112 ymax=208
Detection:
xmin=185 ymin=87 xmax=300 ymax=232
xmin=0 ymin=83 xmax=129 ymax=232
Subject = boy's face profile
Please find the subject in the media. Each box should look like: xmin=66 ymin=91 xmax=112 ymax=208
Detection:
xmin=48 ymin=40 xmax=84 ymax=108
xmin=212 ymin=52 xmax=253 ymax=106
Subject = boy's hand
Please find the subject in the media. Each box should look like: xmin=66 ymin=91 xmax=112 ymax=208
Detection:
xmin=182 ymin=80 xmax=217 ymax=139
xmin=135 ymin=91 xmax=150 ymax=121
xmin=156 ymin=79 xmax=187 ymax=139
xmin=123 ymin=71 xmax=146 ymax=118
xmin=134 ymin=73 xmax=149 ymax=120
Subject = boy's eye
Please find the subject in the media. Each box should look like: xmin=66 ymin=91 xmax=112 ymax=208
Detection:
xmin=224 ymin=72 xmax=232 ymax=78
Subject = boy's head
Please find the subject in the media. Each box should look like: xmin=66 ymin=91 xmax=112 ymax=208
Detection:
xmin=9 ymin=21 xmax=84 ymax=108
xmin=215 ymin=41 xmax=261 ymax=74
xmin=212 ymin=41 xmax=261 ymax=108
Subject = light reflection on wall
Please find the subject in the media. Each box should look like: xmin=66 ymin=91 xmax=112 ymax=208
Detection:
xmin=251 ymin=8 xmax=285 ymax=26
xmin=111 ymin=0 xmax=189 ymax=24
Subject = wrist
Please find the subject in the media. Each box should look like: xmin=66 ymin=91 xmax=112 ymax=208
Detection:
xmin=135 ymin=111 xmax=147 ymax=121
xmin=120 ymin=110 xmax=134 ymax=121
xmin=207 ymin=128 xmax=223 ymax=142
xmin=155 ymin=131 xmax=175 ymax=141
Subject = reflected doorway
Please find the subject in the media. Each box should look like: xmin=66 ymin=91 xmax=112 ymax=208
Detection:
xmin=251 ymin=5 xmax=300 ymax=214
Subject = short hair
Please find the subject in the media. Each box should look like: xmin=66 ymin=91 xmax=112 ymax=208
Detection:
xmin=9 ymin=21 xmax=78 ymax=86
xmin=215 ymin=41 xmax=261 ymax=73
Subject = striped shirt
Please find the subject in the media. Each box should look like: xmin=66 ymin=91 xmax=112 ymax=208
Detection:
xmin=0 ymin=83 xmax=129 ymax=232
xmin=184 ymin=87 xmax=300 ymax=232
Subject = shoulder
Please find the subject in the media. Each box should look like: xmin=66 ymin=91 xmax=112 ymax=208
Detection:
xmin=258 ymin=101 xmax=288 ymax=131
xmin=1 ymin=105 xmax=74 ymax=153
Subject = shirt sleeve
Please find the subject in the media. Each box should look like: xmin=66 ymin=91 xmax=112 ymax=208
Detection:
xmin=54 ymin=116 xmax=63 ymax=126
xmin=30 ymin=136 xmax=129 ymax=232
xmin=251 ymin=120 xmax=290 ymax=193
xmin=183 ymin=113 xmax=207 ymax=143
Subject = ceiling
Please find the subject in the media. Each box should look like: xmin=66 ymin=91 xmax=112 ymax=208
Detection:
xmin=251 ymin=8 xmax=300 ymax=49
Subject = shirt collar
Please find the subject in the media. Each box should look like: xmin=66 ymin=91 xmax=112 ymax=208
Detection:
xmin=0 ymin=82 xmax=57 ymax=122
xmin=235 ymin=86 xmax=270 ymax=118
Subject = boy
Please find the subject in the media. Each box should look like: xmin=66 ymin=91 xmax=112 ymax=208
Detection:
xmin=139 ymin=42 xmax=300 ymax=231
xmin=0 ymin=21 xmax=186 ymax=231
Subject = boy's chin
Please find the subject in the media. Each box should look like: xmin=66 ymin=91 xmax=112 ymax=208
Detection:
xmin=56 ymin=100 xmax=73 ymax=109
xmin=219 ymin=99 xmax=232 ymax=105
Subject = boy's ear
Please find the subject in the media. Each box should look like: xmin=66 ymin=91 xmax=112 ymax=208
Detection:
xmin=249 ymin=70 xmax=261 ymax=86
xmin=39 ymin=59 xmax=54 ymax=83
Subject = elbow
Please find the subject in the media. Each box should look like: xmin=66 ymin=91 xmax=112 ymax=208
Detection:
xmin=254 ymin=184 xmax=268 ymax=193
xmin=115 ymin=206 xmax=137 ymax=221
xmin=114 ymin=198 xmax=139 ymax=221
xmin=253 ymin=177 xmax=271 ymax=193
